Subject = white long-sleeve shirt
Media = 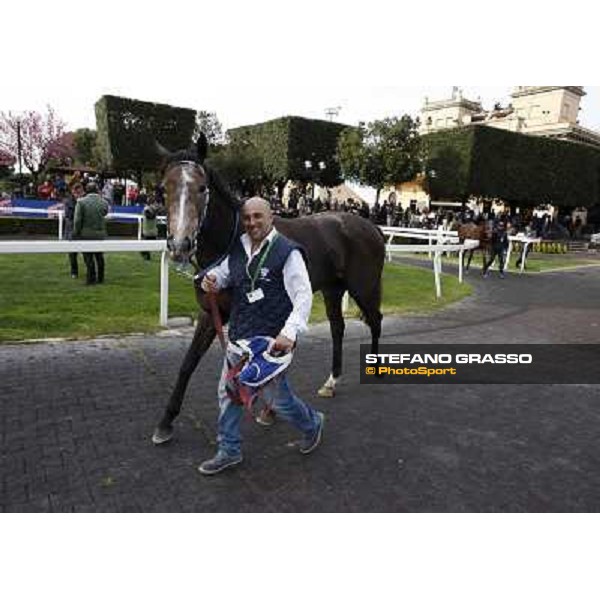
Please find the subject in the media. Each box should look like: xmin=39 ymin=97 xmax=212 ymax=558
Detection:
xmin=206 ymin=228 xmax=313 ymax=342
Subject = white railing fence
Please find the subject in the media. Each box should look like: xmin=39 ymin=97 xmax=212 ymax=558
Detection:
xmin=0 ymin=240 xmax=170 ymax=326
xmin=380 ymin=226 xmax=478 ymax=298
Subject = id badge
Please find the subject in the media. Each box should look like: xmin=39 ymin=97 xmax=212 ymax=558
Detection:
xmin=247 ymin=288 xmax=265 ymax=303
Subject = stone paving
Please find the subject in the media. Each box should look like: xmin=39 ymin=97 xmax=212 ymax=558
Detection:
xmin=1 ymin=264 xmax=600 ymax=512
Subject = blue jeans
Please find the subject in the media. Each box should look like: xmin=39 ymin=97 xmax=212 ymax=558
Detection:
xmin=217 ymin=344 xmax=320 ymax=457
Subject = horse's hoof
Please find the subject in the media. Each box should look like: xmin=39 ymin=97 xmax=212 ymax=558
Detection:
xmin=318 ymin=386 xmax=335 ymax=398
xmin=152 ymin=424 xmax=174 ymax=445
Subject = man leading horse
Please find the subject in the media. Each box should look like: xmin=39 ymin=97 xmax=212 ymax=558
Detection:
xmin=198 ymin=197 xmax=324 ymax=475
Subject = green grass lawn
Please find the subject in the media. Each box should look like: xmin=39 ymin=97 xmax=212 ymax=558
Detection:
xmin=0 ymin=254 xmax=472 ymax=342
xmin=407 ymin=252 xmax=600 ymax=273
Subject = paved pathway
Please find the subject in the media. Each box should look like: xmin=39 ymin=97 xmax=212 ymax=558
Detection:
xmin=1 ymin=265 xmax=600 ymax=512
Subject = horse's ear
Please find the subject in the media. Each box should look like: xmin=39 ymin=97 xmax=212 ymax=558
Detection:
xmin=155 ymin=140 xmax=171 ymax=159
xmin=196 ymin=132 xmax=208 ymax=164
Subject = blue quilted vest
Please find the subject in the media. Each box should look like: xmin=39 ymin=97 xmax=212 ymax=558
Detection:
xmin=228 ymin=233 xmax=304 ymax=342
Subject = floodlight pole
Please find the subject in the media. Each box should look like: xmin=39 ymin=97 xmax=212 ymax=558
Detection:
xmin=17 ymin=119 xmax=24 ymax=196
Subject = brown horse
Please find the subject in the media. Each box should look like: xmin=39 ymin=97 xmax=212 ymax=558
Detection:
xmin=152 ymin=135 xmax=385 ymax=445
xmin=458 ymin=221 xmax=492 ymax=273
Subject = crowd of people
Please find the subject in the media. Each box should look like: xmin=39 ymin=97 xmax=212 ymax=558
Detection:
xmin=14 ymin=171 xmax=167 ymax=210
xmin=267 ymin=190 xmax=593 ymax=242
xmin=8 ymin=170 xmax=596 ymax=242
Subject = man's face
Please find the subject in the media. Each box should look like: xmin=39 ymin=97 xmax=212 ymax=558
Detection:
xmin=242 ymin=201 xmax=273 ymax=244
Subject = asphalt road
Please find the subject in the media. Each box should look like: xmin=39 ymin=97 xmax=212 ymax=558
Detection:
xmin=1 ymin=264 xmax=600 ymax=512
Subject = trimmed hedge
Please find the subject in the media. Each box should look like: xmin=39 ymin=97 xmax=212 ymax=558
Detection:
xmin=95 ymin=95 xmax=196 ymax=173
xmin=422 ymin=127 xmax=476 ymax=201
xmin=424 ymin=125 xmax=600 ymax=207
xmin=228 ymin=116 xmax=348 ymax=186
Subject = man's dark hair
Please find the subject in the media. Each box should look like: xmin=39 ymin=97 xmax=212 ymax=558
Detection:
xmin=86 ymin=181 xmax=99 ymax=193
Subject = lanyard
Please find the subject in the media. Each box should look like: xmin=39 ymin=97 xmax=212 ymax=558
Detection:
xmin=246 ymin=233 xmax=278 ymax=291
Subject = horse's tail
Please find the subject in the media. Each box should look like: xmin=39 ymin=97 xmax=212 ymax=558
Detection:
xmin=357 ymin=274 xmax=383 ymax=324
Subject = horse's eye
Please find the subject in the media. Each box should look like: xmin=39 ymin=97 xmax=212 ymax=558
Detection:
xmin=199 ymin=185 xmax=207 ymax=194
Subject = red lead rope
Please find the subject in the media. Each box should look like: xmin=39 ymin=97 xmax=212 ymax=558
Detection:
xmin=207 ymin=291 xmax=227 ymax=351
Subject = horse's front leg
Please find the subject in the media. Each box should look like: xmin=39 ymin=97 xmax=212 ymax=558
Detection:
xmin=152 ymin=310 xmax=217 ymax=445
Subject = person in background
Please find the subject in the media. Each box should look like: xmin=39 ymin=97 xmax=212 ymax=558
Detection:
xmin=137 ymin=187 xmax=148 ymax=207
xmin=140 ymin=196 xmax=160 ymax=260
xmin=127 ymin=185 xmax=138 ymax=206
xmin=64 ymin=183 xmax=84 ymax=278
xmin=102 ymin=179 xmax=114 ymax=205
xmin=37 ymin=179 xmax=54 ymax=200
xmin=73 ymin=181 xmax=109 ymax=285
xmin=112 ymin=181 xmax=124 ymax=206
xmin=483 ymin=219 xmax=510 ymax=279
xmin=54 ymin=175 xmax=67 ymax=196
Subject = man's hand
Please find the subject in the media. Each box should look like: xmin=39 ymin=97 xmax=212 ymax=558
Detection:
xmin=201 ymin=273 xmax=219 ymax=293
xmin=273 ymin=334 xmax=294 ymax=354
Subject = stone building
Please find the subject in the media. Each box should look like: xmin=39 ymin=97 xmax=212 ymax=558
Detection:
xmin=420 ymin=86 xmax=600 ymax=148
xmin=389 ymin=86 xmax=600 ymax=214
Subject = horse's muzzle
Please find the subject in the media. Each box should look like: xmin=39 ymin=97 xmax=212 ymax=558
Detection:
xmin=167 ymin=235 xmax=194 ymax=261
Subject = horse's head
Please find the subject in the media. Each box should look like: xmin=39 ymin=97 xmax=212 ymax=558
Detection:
xmin=157 ymin=133 xmax=210 ymax=264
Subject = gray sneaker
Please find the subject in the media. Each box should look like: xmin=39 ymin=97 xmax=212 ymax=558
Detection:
xmin=198 ymin=451 xmax=243 ymax=476
xmin=299 ymin=412 xmax=325 ymax=455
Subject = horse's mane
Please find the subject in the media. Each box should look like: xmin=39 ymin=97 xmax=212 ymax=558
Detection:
xmin=205 ymin=164 xmax=243 ymax=212
xmin=195 ymin=163 xmax=243 ymax=269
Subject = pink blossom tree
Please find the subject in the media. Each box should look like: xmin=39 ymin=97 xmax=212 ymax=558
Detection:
xmin=0 ymin=106 xmax=74 ymax=183
xmin=0 ymin=147 xmax=15 ymax=167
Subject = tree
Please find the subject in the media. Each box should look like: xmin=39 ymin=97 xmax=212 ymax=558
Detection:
xmin=73 ymin=128 xmax=100 ymax=167
xmin=208 ymin=138 xmax=265 ymax=196
xmin=0 ymin=106 xmax=71 ymax=183
xmin=194 ymin=111 xmax=225 ymax=147
xmin=337 ymin=116 xmax=422 ymax=201
xmin=0 ymin=148 xmax=15 ymax=181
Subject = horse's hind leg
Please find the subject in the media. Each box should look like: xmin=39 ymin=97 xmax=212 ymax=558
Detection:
xmin=318 ymin=285 xmax=346 ymax=398
xmin=152 ymin=310 xmax=216 ymax=445
xmin=348 ymin=279 xmax=383 ymax=358
xmin=465 ymin=249 xmax=474 ymax=273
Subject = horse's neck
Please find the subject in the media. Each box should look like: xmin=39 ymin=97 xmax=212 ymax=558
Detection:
xmin=196 ymin=194 xmax=240 ymax=267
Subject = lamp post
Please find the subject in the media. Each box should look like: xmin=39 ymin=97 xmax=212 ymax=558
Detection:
xmin=16 ymin=118 xmax=24 ymax=197
xmin=304 ymin=159 xmax=326 ymax=200
xmin=426 ymin=168 xmax=437 ymax=209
